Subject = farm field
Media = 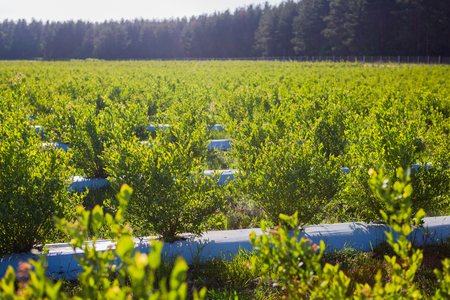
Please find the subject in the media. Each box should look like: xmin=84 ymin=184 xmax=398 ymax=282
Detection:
xmin=1 ymin=59 xmax=450 ymax=243
xmin=2 ymin=60 xmax=450 ymax=298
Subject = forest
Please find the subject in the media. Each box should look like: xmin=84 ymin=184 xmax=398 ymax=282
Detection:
xmin=1 ymin=0 xmax=449 ymax=60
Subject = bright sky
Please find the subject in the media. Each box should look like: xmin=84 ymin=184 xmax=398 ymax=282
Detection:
xmin=0 ymin=0 xmax=285 ymax=23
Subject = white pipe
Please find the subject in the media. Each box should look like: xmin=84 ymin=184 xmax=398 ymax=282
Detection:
xmin=1 ymin=216 xmax=449 ymax=279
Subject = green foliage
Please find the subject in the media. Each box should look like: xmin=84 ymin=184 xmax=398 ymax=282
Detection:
xmin=1 ymin=60 xmax=450 ymax=235
xmin=292 ymin=0 xmax=330 ymax=55
xmin=104 ymin=113 xmax=225 ymax=239
xmin=250 ymin=212 xmax=351 ymax=298
xmin=249 ymin=167 xmax=450 ymax=299
xmin=67 ymin=104 xmax=109 ymax=178
xmin=226 ymin=117 xmax=278 ymax=173
xmin=0 ymin=95 xmax=78 ymax=256
xmin=295 ymin=94 xmax=349 ymax=161
xmin=182 ymin=246 xmax=272 ymax=300
xmin=203 ymin=149 xmax=237 ymax=171
xmin=205 ymin=249 xmax=262 ymax=292
xmin=1 ymin=60 xmax=450 ymax=299
xmin=67 ymin=97 xmax=148 ymax=178
xmin=434 ymin=259 xmax=450 ymax=299
xmin=0 ymin=184 xmax=206 ymax=299
xmin=417 ymin=109 xmax=450 ymax=216
xmin=254 ymin=0 xmax=299 ymax=57
xmin=0 ymin=259 xmax=65 ymax=300
xmin=341 ymin=93 xmax=450 ymax=222
xmin=242 ymin=133 xmax=341 ymax=226
xmin=222 ymin=92 xmax=295 ymax=173
xmin=156 ymin=95 xmax=212 ymax=166
xmin=354 ymin=168 xmax=425 ymax=298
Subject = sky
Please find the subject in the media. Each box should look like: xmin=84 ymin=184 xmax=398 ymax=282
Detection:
xmin=0 ymin=0 xmax=285 ymax=23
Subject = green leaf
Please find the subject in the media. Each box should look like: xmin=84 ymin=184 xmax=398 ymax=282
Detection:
xmin=115 ymin=236 xmax=134 ymax=259
xmin=148 ymin=241 xmax=163 ymax=270
xmin=170 ymin=257 xmax=188 ymax=290
xmin=45 ymin=281 xmax=64 ymax=300
xmin=279 ymin=214 xmax=291 ymax=224
xmin=414 ymin=209 xmax=426 ymax=224
xmin=91 ymin=205 xmax=104 ymax=233
xmin=116 ymin=184 xmax=133 ymax=209
xmin=403 ymin=183 xmax=413 ymax=199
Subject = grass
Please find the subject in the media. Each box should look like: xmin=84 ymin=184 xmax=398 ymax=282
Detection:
xmin=79 ymin=184 xmax=116 ymax=211
xmin=203 ymin=149 xmax=237 ymax=170
xmin=209 ymin=129 xmax=232 ymax=140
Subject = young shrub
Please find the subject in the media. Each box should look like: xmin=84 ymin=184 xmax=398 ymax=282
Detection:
xmin=354 ymin=168 xmax=426 ymax=299
xmin=104 ymin=124 xmax=225 ymax=240
xmin=35 ymin=95 xmax=76 ymax=143
xmin=0 ymin=185 xmax=206 ymax=300
xmin=157 ymin=93 xmax=214 ymax=163
xmin=223 ymin=104 xmax=292 ymax=173
xmin=249 ymin=213 xmax=351 ymax=299
xmin=341 ymin=93 xmax=448 ymax=222
xmin=296 ymin=97 xmax=349 ymax=162
xmin=67 ymin=98 xmax=148 ymax=178
xmin=419 ymin=109 xmax=450 ymax=216
xmin=241 ymin=132 xmax=341 ymax=226
xmin=66 ymin=104 xmax=107 ymax=178
xmin=0 ymin=96 xmax=77 ymax=256
xmin=249 ymin=168 xmax=430 ymax=299
xmin=160 ymin=99 xmax=216 ymax=180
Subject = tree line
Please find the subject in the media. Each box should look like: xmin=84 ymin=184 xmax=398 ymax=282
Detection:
xmin=1 ymin=0 xmax=448 ymax=60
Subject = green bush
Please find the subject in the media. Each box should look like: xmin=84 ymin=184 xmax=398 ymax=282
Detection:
xmin=250 ymin=212 xmax=350 ymax=299
xmin=104 ymin=127 xmax=225 ymax=240
xmin=418 ymin=109 xmax=450 ymax=216
xmin=0 ymin=184 xmax=206 ymax=300
xmin=223 ymin=103 xmax=293 ymax=173
xmin=354 ymin=168 xmax=425 ymax=298
xmin=341 ymin=94 xmax=450 ymax=222
xmin=241 ymin=133 xmax=341 ymax=226
xmin=156 ymin=94 xmax=213 ymax=163
xmin=249 ymin=168 xmax=450 ymax=299
xmin=295 ymin=96 xmax=349 ymax=162
xmin=104 ymin=99 xmax=225 ymax=240
xmin=0 ymin=96 xmax=78 ymax=256
xmin=67 ymin=98 xmax=148 ymax=178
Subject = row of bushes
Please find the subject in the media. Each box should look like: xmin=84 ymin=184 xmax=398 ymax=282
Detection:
xmin=1 ymin=61 xmax=450 ymax=257
xmin=225 ymin=93 xmax=450 ymax=226
xmin=3 ymin=170 xmax=450 ymax=299
xmin=0 ymin=92 xmax=227 ymax=255
xmin=2 ymin=91 xmax=450 ymax=256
